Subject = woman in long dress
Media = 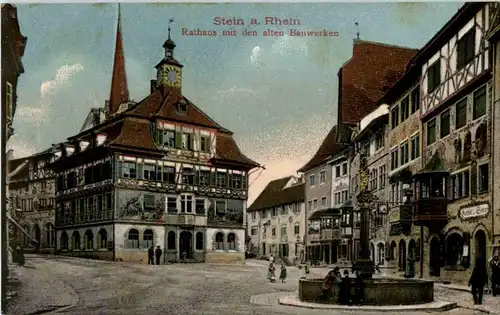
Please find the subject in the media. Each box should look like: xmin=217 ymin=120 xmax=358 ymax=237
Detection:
xmin=268 ymin=263 xmax=276 ymax=282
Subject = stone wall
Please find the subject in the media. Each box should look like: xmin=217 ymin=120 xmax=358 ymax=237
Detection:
xmin=205 ymin=251 xmax=244 ymax=264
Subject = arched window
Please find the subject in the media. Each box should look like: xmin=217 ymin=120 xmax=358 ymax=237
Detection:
xmin=71 ymin=231 xmax=81 ymax=250
xmin=446 ymin=233 xmax=464 ymax=266
xmin=60 ymin=231 xmax=69 ymax=250
xmin=167 ymin=231 xmax=176 ymax=250
xmin=195 ymin=232 xmax=204 ymax=250
xmin=127 ymin=229 xmax=139 ymax=248
xmin=23 ymin=225 xmax=30 ymax=247
xmin=84 ymin=229 xmax=94 ymax=250
xmin=227 ymin=233 xmax=236 ymax=250
xmin=97 ymin=229 xmax=107 ymax=249
xmin=143 ymin=229 xmax=154 ymax=248
xmin=377 ymin=243 xmax=385 ymax=265
xmin=45 ymin=223 xmax=55 ymax=247
xmin=415 ymin=238 xmax=421 ymax=262
xmin=408 ymin=239 xmax=416 ymax=260
xmin=215 ymin=232 xmax=224 ymax=250
xmin=390 ymin=241 xmax=397 ymax=261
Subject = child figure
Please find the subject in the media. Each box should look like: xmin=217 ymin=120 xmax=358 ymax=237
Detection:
xmin=268 ymin=263 xmax=276 ymax=283
xmin=279 ymin=263 xmax=287 ymax=283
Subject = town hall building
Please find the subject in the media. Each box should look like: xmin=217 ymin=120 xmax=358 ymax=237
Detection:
xmin=49 ymin=10 xmax=259 ymax=264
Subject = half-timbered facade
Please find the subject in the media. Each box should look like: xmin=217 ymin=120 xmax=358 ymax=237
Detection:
xmin=246 ymin=176 xmax=306 ymax=262
xmin=383 ymin=63 xmax=424 ymax=277
xmin=416 ymin=2 xmax=493 ymax=284
xmin=351 ymin=105 xmax=391 ymax=270
xmin=487 ymin=2 xmax=500 ymax=253
xmin=8 ymin=149 xmax=56 ymax=253
xmin=49 ymin=14 xmax=258 ymax=264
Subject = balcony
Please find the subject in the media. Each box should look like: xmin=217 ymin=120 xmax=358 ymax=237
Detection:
xmin=307 ymin=233 xmax=321 ymax=243
xmin=165 ymin=213 xmax=207 ymax=226
xmin=341 ymin=227 xmax=352 ymax=238
xmin=320 ymin=229 xmax=341 ymax=242
xmin=413 ymin=197 xmax=448 ymax=226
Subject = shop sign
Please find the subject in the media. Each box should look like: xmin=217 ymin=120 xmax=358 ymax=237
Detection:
xmin=459 ymin=204 xmax=489 ymax=220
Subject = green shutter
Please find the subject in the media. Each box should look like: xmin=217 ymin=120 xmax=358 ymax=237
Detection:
xmin=116 ymin=161 xmax=123 ymax=178
xmin=187 ymin=134 xmax=192 ymax=150
xmin=157 ymin=130 xmax=164 ymax=146
xmin=137 ymin=163 xmax=143 ymax=179
xmin=175 ymin=132 xmax=182 ymax=148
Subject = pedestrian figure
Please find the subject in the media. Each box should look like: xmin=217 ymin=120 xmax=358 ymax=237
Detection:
xmin=279 ymin=263 xmax=287 ymax=283
xmin=268 ymin=263 xmax=276 ymax=283
xmin=320 ymin=270 xmax=335 ymax=301
xmin=339 ymin=269 xmax=352 ymax=305
xmin=469 ymin=257 xmax=488 ymax=305
xmin=269 ymin=254 xmax=275 ymax=264
xmin=330 ymin=267 xmax=342 ymax=301
xmin=490 ymin=254 xmax=500 ymax=297
xmin=155 ymin=246 xmax=162 ymax=266
xmin=354 ymin=271 xmax=365 ymax=305
xmin=148 ymin=246 xmax=155 ymax=265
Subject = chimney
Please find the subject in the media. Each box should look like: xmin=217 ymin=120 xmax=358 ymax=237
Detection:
xmin=150 ymin=79 xmax=157 ymax=93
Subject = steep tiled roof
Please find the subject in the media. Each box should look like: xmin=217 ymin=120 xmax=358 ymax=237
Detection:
xmin=338 ymin=40 xmax=417 ymax=126
xmin=127 ymin=87 xmax=224 ymax=130
xmin=214 ymin=133 xmax=259 ymax=167
xmin=248 ymin=176 xmax=305 ymax=212
xmin=108 ymin=6 xmax=129 ymax=116
xmin=107 ymin=117 xmax=159 ymax=152
xmin=297 ymin=125 xmax=345 ymax=173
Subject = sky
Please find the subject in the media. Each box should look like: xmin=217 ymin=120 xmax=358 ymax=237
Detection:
xmin=9 ymin=2 xmax=462 ymax=204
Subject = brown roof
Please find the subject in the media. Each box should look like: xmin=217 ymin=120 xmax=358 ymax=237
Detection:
xmin=214 ymin=133 xmax=259 ymax=167
xmin=127 ymin=86 xmax=223 ymax=130
xmin=297 ymin=125 xmax=345 ymax=173
xmin=338 ymin=40 xmax=417 ymax=126
xmin=107 ymin=117 xmax=159 ymax=152
xmin=248 ymin=176 xmax=305 ymax=212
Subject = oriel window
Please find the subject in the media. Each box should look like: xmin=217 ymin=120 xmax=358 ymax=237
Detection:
xmin=162 ymin=166 xmax=175 ymax=184
xmin=231 ymin=173 xmax=242 ymax=189
xmin=199 ymin=170 xmax=211 ymax=186
xmin=143 ymin=164 xmax=156 ymax=180
xmin=122 ymin=162 xmax=137 ymax=179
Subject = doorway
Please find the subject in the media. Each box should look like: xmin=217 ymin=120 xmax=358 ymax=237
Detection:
xmin=429 ymin=237 xmax=441 ymax=277
xmin=179 ymin=231 xmax=193 ymax=259
xmin=475 ymin=230 xmax=487 ymax=268
xmin=33 ymin=224 xmax=41 ymax=249
xmin=331 ymin=243 xmax=338 ymax=263
xmin=324 ymin=245 xmax=330 ymax=264
xmin=399 ymin=239 xmax=407 ymax=271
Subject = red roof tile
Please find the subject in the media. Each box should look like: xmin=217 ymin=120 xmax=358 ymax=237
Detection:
xmin=248 ymin=176 xmax=305 ymax=212
xmin=108 ymin=7 xmax=129 ymax=116
xmin=297 ymin=125 xmax=345 ymax=173
xmin=338 ymin=40 xmax=417 ymax=126
xmin=214 ymin=133 xmax=259 ymax=167
xmin=107 ymin=117 xmax=159 ymax=152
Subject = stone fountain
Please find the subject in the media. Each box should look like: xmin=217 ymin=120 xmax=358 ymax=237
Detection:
xmin=297 ymin=150 xmax=435 ymax=306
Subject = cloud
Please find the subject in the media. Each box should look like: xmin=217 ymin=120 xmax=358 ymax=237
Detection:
xmin=243 ymin=113 xmax=334 ymax=204
xmin=7 ymin=135 xmax=38 ymax=159
xmin=17 ymin=63 xmax=85 ymax=126
xmin=250 ymin=46 xmax=263 ymax=65
xmin=40 ymin=63 xmax=84 ymax=97
xmin=215 ymin=87 xmax=258 ymax=99
xmin=271 ymin=35 xmax=309 ymax=57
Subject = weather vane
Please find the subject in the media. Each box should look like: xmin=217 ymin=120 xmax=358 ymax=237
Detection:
xmin=168 ymin=18 xmax=175 ymax=39
xmin=355 ymin=21 xmax=360 ymax=40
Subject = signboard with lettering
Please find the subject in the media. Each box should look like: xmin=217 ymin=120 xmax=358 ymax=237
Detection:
xmin=459 ymin=204 xmax=489 ymax=220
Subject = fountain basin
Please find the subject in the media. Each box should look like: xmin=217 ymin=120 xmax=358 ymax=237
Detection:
xmin=299 ymin=278 xmax=434 ymax=306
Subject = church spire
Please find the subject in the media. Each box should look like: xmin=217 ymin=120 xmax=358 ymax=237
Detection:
xmin=107 ymin=3 xmax=130 ymax=118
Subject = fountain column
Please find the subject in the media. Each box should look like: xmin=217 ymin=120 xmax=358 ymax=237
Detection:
xmin=354 ymin=191 xmax=375 ymax=280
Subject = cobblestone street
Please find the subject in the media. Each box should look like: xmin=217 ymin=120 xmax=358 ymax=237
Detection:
xmin=5 ymin=255 xmax=498 ymax=315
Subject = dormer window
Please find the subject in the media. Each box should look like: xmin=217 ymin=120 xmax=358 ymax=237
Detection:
xmin=178 ymin=100 xmax=188 ymax=113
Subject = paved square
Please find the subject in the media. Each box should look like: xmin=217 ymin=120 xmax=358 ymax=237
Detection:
xmin=7 ymin=256 xmax=494 ymax=315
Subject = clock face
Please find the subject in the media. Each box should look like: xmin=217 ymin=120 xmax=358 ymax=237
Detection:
xmin=167 ymin=70 xmax=177 ymax=83
xmin=163 ymin=65 xmax=181 ymax=87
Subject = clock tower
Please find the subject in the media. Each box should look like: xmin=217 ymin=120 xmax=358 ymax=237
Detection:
xmin=155 ymin=21 xmax=183 ymax=90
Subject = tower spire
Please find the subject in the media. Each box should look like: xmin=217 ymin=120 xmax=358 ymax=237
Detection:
xmin=164 ymin=18 xmax=176 ymax=59
xmin=107 ymin=3 xmax=130 ymax=118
